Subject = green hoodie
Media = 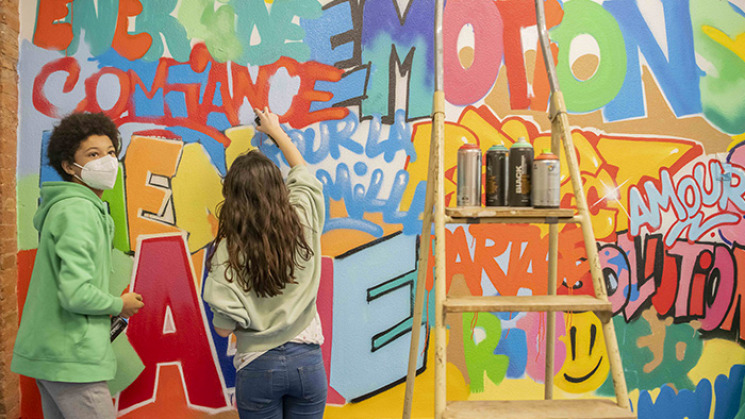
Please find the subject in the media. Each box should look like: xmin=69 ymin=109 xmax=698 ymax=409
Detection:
xmin=12 ymin=181 xmax=124 ymax=382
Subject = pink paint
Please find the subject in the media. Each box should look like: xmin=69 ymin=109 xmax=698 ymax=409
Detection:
xmin=517 ymin=312 xmax=566 ymax=382
xmin=443 ymin=0 xmax=503 ymax=105
xmin=720 ymin=145 xmax=745 ymax=245
xmin=701 ymin=245 xmax=736 ymax=331
xmin=318 ymin=257 xmax=345 ymax=404
xmin=668 ymin=240 xmax=705 ymax=319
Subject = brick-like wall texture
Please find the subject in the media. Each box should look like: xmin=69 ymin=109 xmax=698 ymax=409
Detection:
xmin=0 ymin=0 xmax=19 ymax=417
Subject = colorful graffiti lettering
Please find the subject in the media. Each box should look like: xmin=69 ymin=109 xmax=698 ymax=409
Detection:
xmin=628 ymin=159 xmax=745 ymax=247
xmin=33 ymin=0 xmax=321 ymax=65
xmin=462 ymin=312 xmax=509 ymax=393
xmin=120 ymin=234 xmax=229 ymax=413
xmin=602 ymin=309 xmax=702 ymax=394
xmin=32 ymin=43 xmax=347 ymax=130
xmin=600 ymin=232 xmax=745 ymax=343
xmin=330 ymin=232 xmax=427 ymax=402
xmin=14 ymin=0 xmax=745 ymax=418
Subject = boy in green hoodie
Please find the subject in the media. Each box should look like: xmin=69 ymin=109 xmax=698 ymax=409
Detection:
xmin=12 ymin=112 xmax=145 ymax=419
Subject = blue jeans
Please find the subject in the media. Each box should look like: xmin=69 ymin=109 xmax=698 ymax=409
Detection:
xmin=235 ymin=343 xmax=327 ymax=419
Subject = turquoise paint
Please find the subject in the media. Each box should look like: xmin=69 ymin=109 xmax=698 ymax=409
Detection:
xmin=232 ymin=0 xmax=321 ymax=66
xmin=67 ymin=0 xmax=117 ymax=57
xmin=135 ymin=0 xmax=191 ymax=62
xmin=361 ymin=33 xmax=433 ymax=120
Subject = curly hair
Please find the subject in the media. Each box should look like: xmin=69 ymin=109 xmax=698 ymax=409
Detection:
xmin=47 ymin=112 xmax=120 ymax=181
xmin=208 ymin=151 xmax=314 ymax=298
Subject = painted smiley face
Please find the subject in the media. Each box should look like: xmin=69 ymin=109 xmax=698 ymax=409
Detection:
xmin=556 ymin=312 xmax=610 ymax=393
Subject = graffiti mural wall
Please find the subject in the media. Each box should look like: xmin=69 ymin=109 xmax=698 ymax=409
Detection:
xmin=14 ymin=0 xmax=745 ymax=417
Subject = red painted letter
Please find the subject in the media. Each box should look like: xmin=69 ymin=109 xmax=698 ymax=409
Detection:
xmin=119 ymin=235 xmax=228 ymax=412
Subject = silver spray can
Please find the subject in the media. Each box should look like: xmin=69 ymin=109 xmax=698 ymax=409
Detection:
xmin=457 ymin=143 xmax=482 ymax=206
xmin=532 ymin=149 xmax=560 ymax=208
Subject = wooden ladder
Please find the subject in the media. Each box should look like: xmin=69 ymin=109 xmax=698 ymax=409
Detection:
xmin=400 ymin=1 xmax=635 ymax=418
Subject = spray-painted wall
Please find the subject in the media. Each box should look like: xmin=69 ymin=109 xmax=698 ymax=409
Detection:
xmin=14 ymin=0 xmax=745 ymax=417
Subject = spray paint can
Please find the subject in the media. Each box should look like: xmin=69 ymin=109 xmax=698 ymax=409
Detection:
xmin=457 ymin=143 xmax=482 ymax=207
xmin=532 ymin=149 xmax=561 ymax=208
xmin=485 ymin=144 xmax=508 ymax=206
xmin=110 ymin=316 xmax=128 ymax=342
xmin=507 ymin=137 xmax=534 ymax=207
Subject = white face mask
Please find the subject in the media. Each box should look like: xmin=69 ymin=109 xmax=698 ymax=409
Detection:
xmin=73 ymin=155 xmax=119 ymax=190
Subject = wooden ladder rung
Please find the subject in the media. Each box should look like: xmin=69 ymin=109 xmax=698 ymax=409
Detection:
xmin=444 ymin=399 xmax=636 ymax=419
xmin=443 ymin=295 xmax=611 ymax=314
xmin=445 ymin=207 xmax=577 ymax=224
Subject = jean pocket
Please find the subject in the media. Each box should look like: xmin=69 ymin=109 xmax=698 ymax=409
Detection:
xmin=236 ymin=368 xmax=275 ymax=411
xmin=298 ymin=362 xmax=327 ymax=402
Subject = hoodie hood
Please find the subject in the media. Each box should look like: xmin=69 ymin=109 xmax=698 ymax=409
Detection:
xmin=33 ymin=181 xmax=108 ymax=232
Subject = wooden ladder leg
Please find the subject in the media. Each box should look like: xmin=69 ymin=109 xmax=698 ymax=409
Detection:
xmin=545 ymin=222 xmax=558 ymax=400
xmin=551 ymin=93 xmax=630 ymax=409
xmin=432 ymin=1 xmax=447 ymax=417
xmin=433 ymin=90 xmax=447 ymax=419
xmin=545 ymin=105 xmax=563 ymax=401
xmin=402 ymin=99 xmax=441 ymax=419
xmin=536 ymin=0 xmax=630 ymax=410
xmin=404 ymin=1 xmax=446 ymax=418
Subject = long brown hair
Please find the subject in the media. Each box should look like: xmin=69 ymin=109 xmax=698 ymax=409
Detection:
xmin=209 ymin=151 xmax=313 ymax=297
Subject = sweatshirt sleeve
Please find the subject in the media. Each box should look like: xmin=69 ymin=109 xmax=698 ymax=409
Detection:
xmin=203 ymin=255 xmax=251 ymax=331
xmin=286 ymin=165 xmax=325 ymax=230
xmin=49 ymin=201 xmax=122 ymax=316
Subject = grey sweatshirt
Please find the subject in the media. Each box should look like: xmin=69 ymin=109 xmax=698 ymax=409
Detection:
xmin=203 ymin=165 xmax=325 ymax=353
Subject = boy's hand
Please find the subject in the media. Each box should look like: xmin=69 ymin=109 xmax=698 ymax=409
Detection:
xmin=120 ymin=292 xmax=144 ymax=318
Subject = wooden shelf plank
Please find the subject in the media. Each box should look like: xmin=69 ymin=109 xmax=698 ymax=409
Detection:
xmin=445 ymin=207 xmax=576 ymax=224
xmin=447 ymin=206 xmax=575 ymax=218
xmin=444 ymin=399 xmax=636 ymax=419
xmin=444 ymin=295 xmax=611 ymax=313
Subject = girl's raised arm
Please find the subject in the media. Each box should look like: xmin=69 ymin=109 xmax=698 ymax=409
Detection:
xmin=254 ymin=107 xmax=304 ymax=168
